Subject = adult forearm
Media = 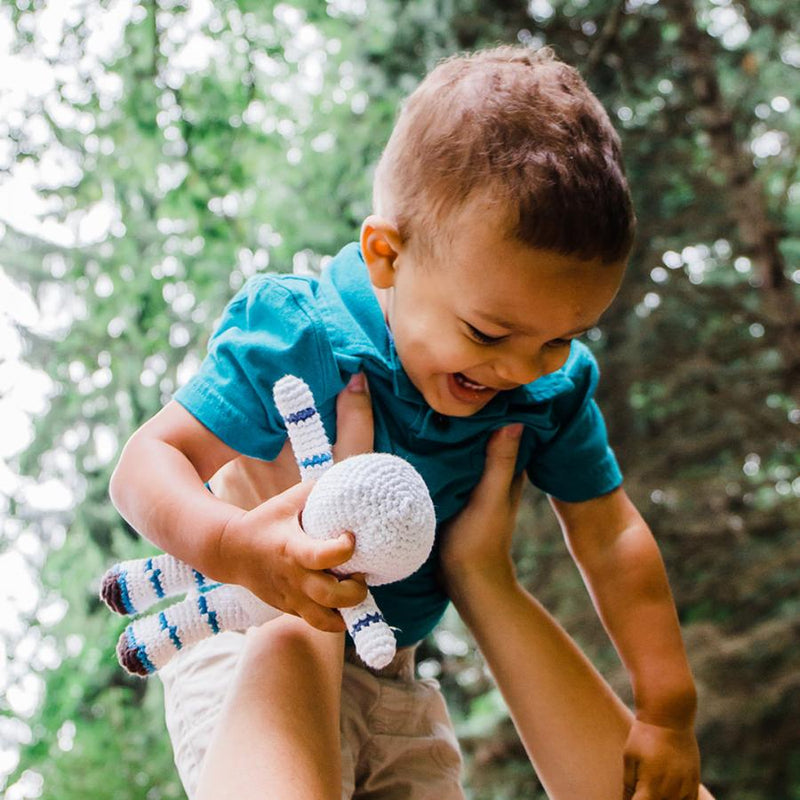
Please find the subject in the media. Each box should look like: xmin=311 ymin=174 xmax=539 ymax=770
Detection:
xmin=110 ymin=434 xmax=243 ymax=583
xmin=575 ymin=525 xmax=697 ymax=725
xmin=449 ymin=572 xmax=632 ymax=799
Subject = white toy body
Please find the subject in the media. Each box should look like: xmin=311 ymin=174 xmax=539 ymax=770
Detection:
xmin=101 ymin=376 xmax=436 ymax=675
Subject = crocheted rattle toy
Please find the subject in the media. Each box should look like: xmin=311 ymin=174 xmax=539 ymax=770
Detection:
xmin=100 ymin=375 xmax=436 ymax=675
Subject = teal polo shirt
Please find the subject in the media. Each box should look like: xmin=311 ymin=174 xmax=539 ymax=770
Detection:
xmin=175 ymin=243 xmax=623 ymax=646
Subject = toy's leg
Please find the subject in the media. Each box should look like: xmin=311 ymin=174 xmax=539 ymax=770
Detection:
xmin=340 ymin=589 xmax=396 ymax=670
xmin=101 ymin=553 xmax=213 ymax=616
xmin=196 ymin=615 xmax=344 ymax=800
xmin=117 ymin=584 xmax=280 ymax=676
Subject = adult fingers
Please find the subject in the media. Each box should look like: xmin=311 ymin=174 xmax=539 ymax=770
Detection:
xmin=332 ymin=373 xmax=374 ymax=461
xmin=473 ymin=424 xmax=523 ymax=504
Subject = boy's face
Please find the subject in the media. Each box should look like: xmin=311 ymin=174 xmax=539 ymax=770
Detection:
xmin=361 ymin=205 xmax=626 ymax=418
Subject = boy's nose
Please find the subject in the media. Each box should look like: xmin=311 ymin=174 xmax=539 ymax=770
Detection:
xmin=494 ymin=349 xmax=568 ymax=387
xmin=494 ymin=354 xmax=544 ymax=387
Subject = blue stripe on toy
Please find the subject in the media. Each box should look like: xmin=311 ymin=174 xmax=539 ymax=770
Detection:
xmin=351 ymin=612 xmax=384 ymax=635
xmin=159 ymin=611 xmax=183 ymax=651
xmin=126 ymin=625 xmax=156 ymax=674
xmin=192 ymin=569 xmax=207 ymax=589
xmin=197 ymin=582 xmax=222 ymax=594
xmin=117 ymin=570 xmax=136 ymax=614
xmin=300 ymin=452 xmax=332 ymax=469
xmin=284 ymin=406 xmax=316 ymax=424
xmin=197 ymin=594 xmax=220 ymax=634
xmin=145 ymin=558 xmax=165 ymax=599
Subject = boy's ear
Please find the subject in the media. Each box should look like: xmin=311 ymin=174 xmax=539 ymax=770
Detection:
xmin=360 ymin=216 xmax=403 ymax=289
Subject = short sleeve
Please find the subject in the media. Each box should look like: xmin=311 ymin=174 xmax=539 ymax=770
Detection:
xmin=174 ymin=275 xmax=337 ymax=461
xmin=526 ymin=344 xmax=623 ymax=502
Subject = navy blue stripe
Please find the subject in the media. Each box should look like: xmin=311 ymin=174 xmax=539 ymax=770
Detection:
xmin=284 ymin=406 xmax=316 ymax=424
xmin=117 ymin=570 xmax=136 ymax=614
xmin=146 ymin=559 xmax=165 ymax=599
xmin=126 ymin=625 xmax=156 ymax=674
xmin=197 ymin=594 xmax=220 ymax=634
xmin=351 ymin=612 xmax=385 ymax=635
xmin=159 ymin=611 xmax=183 ymax=651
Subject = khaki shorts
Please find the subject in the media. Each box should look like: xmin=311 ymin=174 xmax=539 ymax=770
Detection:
xmin=160 ymin=630 xmax=465 ymax=800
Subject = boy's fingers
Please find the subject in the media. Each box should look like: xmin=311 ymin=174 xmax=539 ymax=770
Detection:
xmin=302 ymin=570 xmax=368 ymax=609
xmin=293 ymin=531 xmax=356 ymax=571
xmin=296 ymin=601 xmax=347 ymax=633
xmin=622 ymin=754 xmax=638 ymax=799
xmin=475 ymin=424 xmax=523 ymax=500
xmin=333 ymin=373 xmax=374 ymax=460
xmin=334 ymin=576 xmax=369 ymax=607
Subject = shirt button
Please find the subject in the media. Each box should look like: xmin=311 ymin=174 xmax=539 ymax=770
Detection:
xmin=432 ymin=413 xmax=450 ymax=431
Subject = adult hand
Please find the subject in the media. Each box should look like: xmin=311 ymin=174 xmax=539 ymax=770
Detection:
xmin=209 ymin=372 xmax=375 ymax=509
xmin=438 ymin=424 xmax=524 ymax=596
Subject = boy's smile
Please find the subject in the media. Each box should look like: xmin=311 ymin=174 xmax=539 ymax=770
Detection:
xmin=361 ymin=202 xmax=626 ymax=418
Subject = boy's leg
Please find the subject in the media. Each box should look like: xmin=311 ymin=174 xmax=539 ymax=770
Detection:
xmin=341 ymin=647 xmax=465 ymax=800
xmin=194 ymin=614 xmax=345 ymax=800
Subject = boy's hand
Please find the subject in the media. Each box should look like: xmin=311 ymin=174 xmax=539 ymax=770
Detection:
xmin=211 ymin=373 xmax=374 ymax=633
xmin=623 ymin=718 xmax=700 ymax=800
xmin=220 ymin=482 xmax=367 ymax=632
xmin=439 ymin=424 xmax=524 ymax=593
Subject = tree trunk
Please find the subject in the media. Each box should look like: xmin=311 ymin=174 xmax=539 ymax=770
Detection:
xmin=669 ymin=0 xmax=800 ymax=397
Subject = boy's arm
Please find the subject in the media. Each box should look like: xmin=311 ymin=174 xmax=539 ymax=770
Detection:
xmin=109 ymin=399 xmax=365 ymax=632
xmin=550 ymin=489 xmax=700 ymax=796
xmin=110 ymin=400 xmax=243 ymax=573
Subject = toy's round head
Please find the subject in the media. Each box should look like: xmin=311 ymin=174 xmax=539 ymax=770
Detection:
xmin=301 ymin=453 xmax=436 ymax=586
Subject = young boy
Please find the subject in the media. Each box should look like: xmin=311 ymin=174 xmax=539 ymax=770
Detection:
xmin=110 ymin=46 xmax=702 ymax=798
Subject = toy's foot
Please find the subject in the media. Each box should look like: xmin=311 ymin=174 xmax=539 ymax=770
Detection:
xmin=116 ymin=628 xmax=155 ymax=677
xmin=101 ymin=569 xmax=131 ymax=615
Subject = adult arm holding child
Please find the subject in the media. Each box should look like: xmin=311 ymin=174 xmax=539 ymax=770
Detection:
xmin=192 ymin=376 xmax=375 ymax=800
xmin=441 ymin=425 xmax=710 ymax=800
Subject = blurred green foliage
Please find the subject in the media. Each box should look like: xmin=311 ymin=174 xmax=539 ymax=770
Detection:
xmin=2 ymin=0 xmax=798 ymax=798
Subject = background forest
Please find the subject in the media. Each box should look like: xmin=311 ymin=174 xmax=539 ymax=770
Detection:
xmin=1 ymin=0 xmax=798 ymax=798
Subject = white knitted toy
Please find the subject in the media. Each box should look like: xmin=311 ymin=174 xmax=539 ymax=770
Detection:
xmin=101 ymin=375 xmax=436 ymax=675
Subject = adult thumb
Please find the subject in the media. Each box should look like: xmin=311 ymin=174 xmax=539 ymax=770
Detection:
xmin=475 ymin=424 xmax=523 ymax=501
xmin=333 ymin=373 xmax=374 ymax=460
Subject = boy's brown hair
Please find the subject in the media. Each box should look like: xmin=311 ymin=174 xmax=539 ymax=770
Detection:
xmin=373 ymin=45 xmax=635 ymax=264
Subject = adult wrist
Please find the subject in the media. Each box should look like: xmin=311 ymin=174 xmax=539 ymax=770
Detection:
xmin=444 ymin=558 xmax=517 ymax=608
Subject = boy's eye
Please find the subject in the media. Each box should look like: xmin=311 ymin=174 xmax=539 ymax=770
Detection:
xmin=466 ymin=323 xmax=507 ymax=345
xmin=544 ymin=338 xmax=573 ymax=349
